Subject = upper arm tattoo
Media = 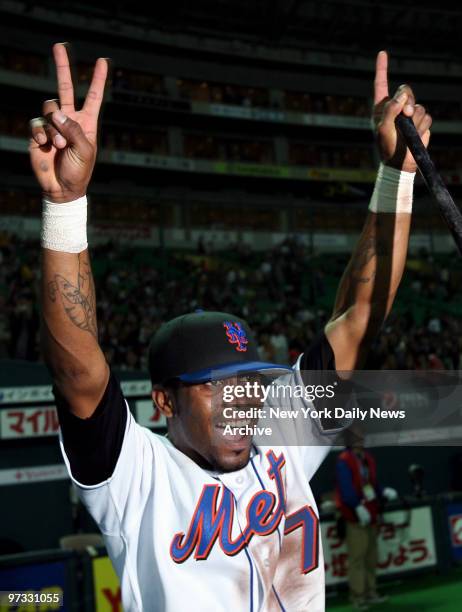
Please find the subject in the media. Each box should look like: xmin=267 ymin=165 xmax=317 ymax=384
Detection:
xmin=47 ymin=252 xmax=97 ymax=338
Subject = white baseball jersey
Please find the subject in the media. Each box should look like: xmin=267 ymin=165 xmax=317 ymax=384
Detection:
xmin=56 ymin=334 xmax=344 ymax=611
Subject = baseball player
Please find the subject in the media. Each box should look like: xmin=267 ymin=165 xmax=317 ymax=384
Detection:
xmin=29 ymin=43 xmax=431 ymax=611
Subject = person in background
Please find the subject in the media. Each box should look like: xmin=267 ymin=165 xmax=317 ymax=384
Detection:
xmin=270 ymin=320 xmax=289 ymax=363
xmin=336 ymin=426 xmax=398 ymax=610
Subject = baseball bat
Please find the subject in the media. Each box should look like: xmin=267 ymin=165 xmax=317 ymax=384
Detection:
xmin=395 ymin=114 xmax=462 ymax=256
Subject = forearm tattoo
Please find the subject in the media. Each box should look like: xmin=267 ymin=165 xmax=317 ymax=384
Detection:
xmin=332 ymin=217 xmax=391 ymax=318
xmin=349 ymin=218 xmax=389 ymax=285
xmin=47 ymin=252 xmax=97 ymax=339
xmin=350 ymin=235 xmax=377 ymax=284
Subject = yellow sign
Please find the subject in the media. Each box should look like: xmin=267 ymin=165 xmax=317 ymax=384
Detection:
xmin=92 ymin=557 xmax=122 ymax=612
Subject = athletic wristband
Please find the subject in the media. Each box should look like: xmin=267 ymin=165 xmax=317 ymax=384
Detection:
xmin=368 ymin=163 xmax=415 ymax=214
xmin=41 ymin=195 xmax=88 ymax=253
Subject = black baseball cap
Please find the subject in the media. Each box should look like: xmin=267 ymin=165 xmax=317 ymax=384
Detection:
xmin=148 ymin=310 xmax=291 ymax=385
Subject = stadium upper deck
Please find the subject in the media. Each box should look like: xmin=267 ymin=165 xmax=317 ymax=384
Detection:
xmin=1 ymin=0 xmax=462 ymax=242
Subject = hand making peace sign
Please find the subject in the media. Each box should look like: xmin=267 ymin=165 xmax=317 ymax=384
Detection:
xmin=29 ymin=43 xmax=108 ymax=203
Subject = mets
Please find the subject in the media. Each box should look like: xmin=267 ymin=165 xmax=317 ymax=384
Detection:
xmin=223 ymin=321 xmax=248 ymax=352
xmin=170 ymin=451 xmax=319 ymax=574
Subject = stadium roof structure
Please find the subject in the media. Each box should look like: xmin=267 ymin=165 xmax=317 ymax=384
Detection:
xmin=33 ymin=0 xmax=462 ymax=59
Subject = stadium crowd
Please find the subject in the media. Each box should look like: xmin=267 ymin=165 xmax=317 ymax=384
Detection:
xmin=2 ymin=232 xmax=462 ymax=372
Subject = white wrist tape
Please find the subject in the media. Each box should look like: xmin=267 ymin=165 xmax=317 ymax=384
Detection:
xmin=369 ymin=163 xmax=415 ymax=214
xmin=41 ymin=195 xmax=88 ymax=253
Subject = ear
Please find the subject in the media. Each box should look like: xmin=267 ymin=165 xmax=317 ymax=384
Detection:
xmin=152 ymin=387 xmax=175 ymax=419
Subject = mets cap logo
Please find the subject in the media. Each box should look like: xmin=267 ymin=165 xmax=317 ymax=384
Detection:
xmin=223 ymin=321 xmax=248 ymax=352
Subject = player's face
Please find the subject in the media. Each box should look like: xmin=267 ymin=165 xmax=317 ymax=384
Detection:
xmin=167 ymin=375 xmax=263 ymax=473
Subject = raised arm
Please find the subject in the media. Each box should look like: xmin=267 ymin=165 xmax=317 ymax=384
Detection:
xmin=325 ymin=51 xmax=432 ymax=370
xmin=30 ymin=43 xmax=109 ymax=418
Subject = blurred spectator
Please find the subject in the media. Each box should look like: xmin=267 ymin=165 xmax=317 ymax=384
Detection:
xmin=184 ymin=133 xmax=274 ymax=164
xmin=0 ymin=47 xmax=47 ymax=76
xmin=336 ymin=426 xmax=397 ymax=610
xmin=289 ymin=142 xmax=373 ymax=168
xmin=177 ymin=79 xmax=270 ymax=107
xmin=270 ymin=321 xmax=289 ymax=363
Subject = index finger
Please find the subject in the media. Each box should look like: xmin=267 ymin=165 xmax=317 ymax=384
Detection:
xmin=374 ymin=50 xmax=389 ymax=105
xmin=52 ymin=42 xmax=75 ymax=113
xmin=82 ymin=57 xmax=109 ymax=119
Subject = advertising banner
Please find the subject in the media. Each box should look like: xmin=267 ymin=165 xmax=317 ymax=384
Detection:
xmin=446 ymin=502 xmax=462 ymax=562
xmin=1 ymin=406 xmax=59 ymax=439
xmin=135 ymin=401 xmax=167 ymax=430
xmin=0 ymin=464 xmax=68 ymax=487
xmin=0 ymin=379 xmax=152 ymax=439
xmin=322 ymin=506 xmax=437 ymax=586
xmin=92 ymin=557 xmax=121 ymax=612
